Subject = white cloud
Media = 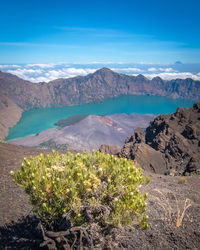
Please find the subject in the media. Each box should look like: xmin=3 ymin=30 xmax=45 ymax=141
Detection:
xmin=144 ymin=72 xmax=200 ymax=80
xmin=6 ymin=67 xmax=96 ymax=82
xmin=8 ymin=68 xmax=43 ymax=75
xmin=44 ymin=68 xmax=96 ymax=82
xmin=158 ymin=67 xmax=176 ymax=72
xmin=63 ymin=68 xmax=95 ymax=75
xmin=111 ymin=67 xmax=143 ymax=73
xmin=148 ymin=67 xmax=157 ymax=72
xmin=0 ymin=64 xmax=21 ymax=69
xmin=25 ymin=63 xmax=56 ymax=68
xmin=148 ymin=67 xmax=176 ymax=72
xmin=7 ymin=68 xmax=44 ymax=81
xmin=3 ymin=64 xmax=200 ymax=83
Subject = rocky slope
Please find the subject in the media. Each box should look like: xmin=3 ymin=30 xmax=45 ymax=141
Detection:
xmin=0 ymin=141 xmax=200 ymax=249
xmin=10 ymin=113 xmax=156 ymax=151
xmin=0 ymin=68 xmax=200 ymax=139
xmin=119 ymin=103 xmax=200 ymax=175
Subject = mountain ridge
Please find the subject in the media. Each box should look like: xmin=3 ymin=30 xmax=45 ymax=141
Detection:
xmin=0 ymin=68 xmax=200 ymax=139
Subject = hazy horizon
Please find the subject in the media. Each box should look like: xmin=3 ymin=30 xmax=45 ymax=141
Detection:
xmin=0 ymin=62 xmax=200 ymax=82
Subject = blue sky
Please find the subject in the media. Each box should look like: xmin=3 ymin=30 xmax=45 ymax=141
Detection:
xmin=0 ymin=0 xmax=200 ymax=64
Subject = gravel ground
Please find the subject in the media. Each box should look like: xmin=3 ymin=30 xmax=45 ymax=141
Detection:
xmin=0 ymin=142 xmax=199 ymax=249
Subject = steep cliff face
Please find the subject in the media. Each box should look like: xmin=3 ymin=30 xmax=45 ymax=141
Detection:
xmin=120 ymin=103 xmax=200 ymax=175
xmin=0 ymin=68 xmax=200 ymax=139
xmin=1 ymin=68 xmax=200 ymax=111
xmin=0 ymin=71 xmax=54 ymax=110
xmin=49 ymin=68 xmax=200 ymax=104
xmin=0 ymin=95 xmax=23 ymax=139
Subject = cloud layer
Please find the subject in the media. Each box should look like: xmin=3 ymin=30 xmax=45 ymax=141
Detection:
xmin=1 ymin=63 xmax=200 ymax=82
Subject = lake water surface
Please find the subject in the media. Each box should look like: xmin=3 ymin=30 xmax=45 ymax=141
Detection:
xmin=6 ymin=95 xmax=194 ymax=141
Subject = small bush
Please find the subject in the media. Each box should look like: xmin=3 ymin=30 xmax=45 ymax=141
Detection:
xmin=11 ymin=151 xmax=149 ymax=230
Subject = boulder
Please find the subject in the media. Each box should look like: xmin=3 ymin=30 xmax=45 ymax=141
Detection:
xmin=99 ymin=144 xmax=121 ymax=155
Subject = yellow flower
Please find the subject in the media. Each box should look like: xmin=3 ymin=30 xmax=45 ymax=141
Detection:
xmin=57 ymin=167 xmax=64 ymax=172
xmin=42 ymin=202 xmax=47 ymax=208
xmin=83 ymin=180 xmax=92 ymax=188
xmin=46 ymin=173 xmax=52 ymax=178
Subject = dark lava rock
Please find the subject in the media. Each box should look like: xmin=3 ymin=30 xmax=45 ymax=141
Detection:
xmin=125 ymin=128 xmax=146 ymax=144
xmin=120 ymin=103 xmax=200 ymax=175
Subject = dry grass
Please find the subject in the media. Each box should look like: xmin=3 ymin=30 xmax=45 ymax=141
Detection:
xmin=177 ymin=177 xmax=187 ymax=184
xmin=175 ymin=198 xmax=191 ymax=227
xmin=153 ymin=189 xmax=192 ymax=227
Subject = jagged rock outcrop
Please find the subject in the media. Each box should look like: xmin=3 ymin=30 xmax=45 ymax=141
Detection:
xmin=120 ymin=128 xmax=167 ymax=174
xmin=120 ymin=103 xmax=200 ymax=175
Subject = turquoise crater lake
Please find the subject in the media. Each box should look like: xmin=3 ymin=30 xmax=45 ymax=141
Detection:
xmin=6 ymin=95 xmax=194 ymax=141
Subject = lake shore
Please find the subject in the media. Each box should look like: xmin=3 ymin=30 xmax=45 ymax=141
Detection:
xmin=6 ymin=94 xmax=194 ymax=141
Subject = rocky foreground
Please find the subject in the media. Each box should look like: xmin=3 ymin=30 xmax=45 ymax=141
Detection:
xmin=0 ymin=104 xmax=200 ymax=249
xmin=0 ymin=141 xmax=199 ymax=249
xmin=116 ymin=103 xmax=200 ymax=176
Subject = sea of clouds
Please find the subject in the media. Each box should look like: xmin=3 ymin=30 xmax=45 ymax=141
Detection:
xmin=0 ymin=62 xmax=200 ymax=83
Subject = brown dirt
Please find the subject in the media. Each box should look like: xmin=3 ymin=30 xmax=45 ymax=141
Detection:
xmin=0 ymin=142 xmax=199 ymax=249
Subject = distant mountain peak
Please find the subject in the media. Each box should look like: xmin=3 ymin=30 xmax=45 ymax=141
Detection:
xmin=135 ymin=74 xmax=148 ymax=81
xmin=94 ymin=67 xmax=114 ymax=75
xmin=99 ymin=67 xmax=113 ymax=72
xmin=152 ymin=76 xmax=163 ymax=82
xmin=175 ymin=61 xmax=182 ymax=64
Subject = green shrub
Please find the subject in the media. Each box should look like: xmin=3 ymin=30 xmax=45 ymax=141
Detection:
xmin=11 ymin=151 xmax=149 ymax=230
